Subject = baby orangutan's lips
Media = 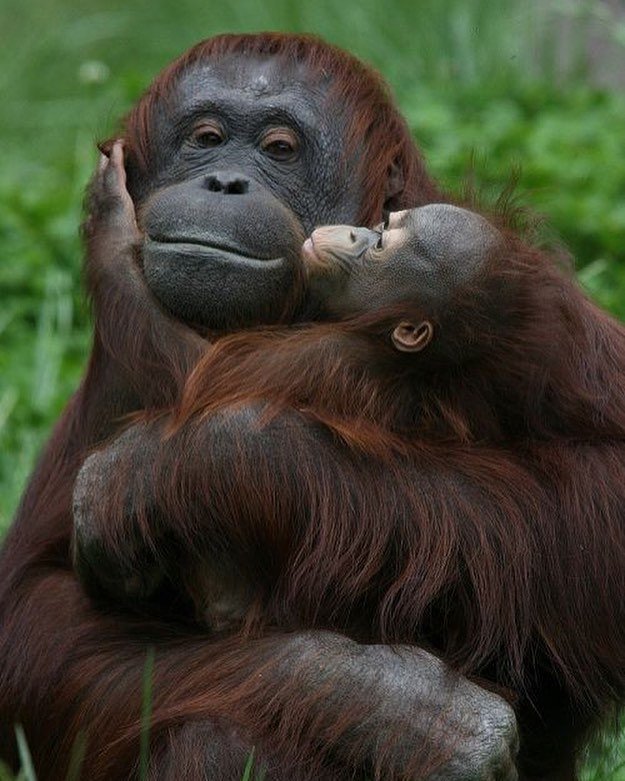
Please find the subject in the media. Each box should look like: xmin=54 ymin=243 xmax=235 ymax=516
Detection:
xmin=301 ymin=236 xmax=331 ymax=275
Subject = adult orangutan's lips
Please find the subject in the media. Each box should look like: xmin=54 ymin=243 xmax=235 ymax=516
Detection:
xmin=141 ymin=239 xmax=295 ymax=328
xmin=144 ymin=237 xmax=284 ymax=267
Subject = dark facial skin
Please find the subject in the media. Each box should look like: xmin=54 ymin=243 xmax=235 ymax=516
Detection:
xmin=136 ymin=56 xmax=361 ymax=330
xmin=303 ymin=203 xmax=503 ymax=321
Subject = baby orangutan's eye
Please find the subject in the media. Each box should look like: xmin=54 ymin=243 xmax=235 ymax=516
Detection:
xmin=376 ymin=231 xmax=384 ymax=249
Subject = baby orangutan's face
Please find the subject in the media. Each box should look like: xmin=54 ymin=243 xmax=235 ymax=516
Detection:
xmin=302 ymin=204 xmax=503 ymax=320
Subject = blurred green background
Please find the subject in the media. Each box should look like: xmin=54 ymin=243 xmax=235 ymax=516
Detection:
xmin=0 ymin=0 xmax=624 ymax=777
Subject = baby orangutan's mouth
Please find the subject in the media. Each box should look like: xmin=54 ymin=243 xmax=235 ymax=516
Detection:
xmin=301 ymin=236 xmax=330 ymax=275
xmin=301 ymin=234 xmax=362 ymax=278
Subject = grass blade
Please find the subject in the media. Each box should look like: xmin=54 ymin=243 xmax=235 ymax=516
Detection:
xmin=65 ymin=731 xmax=87 ymax=781
xmin=14 ymin=726 xmax=37 ymax=781
xmin=240 ymin=748 xmax=256 ymax=781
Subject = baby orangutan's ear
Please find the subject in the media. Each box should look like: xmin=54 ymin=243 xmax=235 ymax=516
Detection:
xmin=391 ymin=320 xmax=434 ymax=353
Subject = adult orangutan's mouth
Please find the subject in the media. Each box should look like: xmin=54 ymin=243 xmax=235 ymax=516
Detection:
xmin=144 ymin=238 xmax=285 ymax=267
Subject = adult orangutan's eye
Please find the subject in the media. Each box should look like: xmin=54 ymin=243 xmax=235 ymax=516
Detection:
xmin=191 ymin=123 xmax=225 ymax=148
xmin=260 ymin=128 xmax=300 ymax=161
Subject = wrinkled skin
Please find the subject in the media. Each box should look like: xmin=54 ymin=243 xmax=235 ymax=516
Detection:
xmin=133 ymin=56 xmax=362 ymax=329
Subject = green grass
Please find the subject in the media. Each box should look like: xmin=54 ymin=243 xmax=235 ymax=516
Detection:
xmin=1 ymin=0 xmax=625 ymax=777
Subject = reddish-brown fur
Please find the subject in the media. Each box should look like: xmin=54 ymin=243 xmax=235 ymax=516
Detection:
xmin=0 ymin=33 xmax=447 ymax=781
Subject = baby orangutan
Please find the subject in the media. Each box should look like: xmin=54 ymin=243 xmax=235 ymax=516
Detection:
xmin=74 ymin=203 xmax=508 ymax=630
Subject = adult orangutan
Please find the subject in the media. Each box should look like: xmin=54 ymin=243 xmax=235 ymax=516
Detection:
xmin=0 ymin=34 xmax=518 ymax=781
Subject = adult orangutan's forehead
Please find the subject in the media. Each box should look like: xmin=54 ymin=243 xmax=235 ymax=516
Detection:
xmin=173 ymin=58 xmax=329 ymax=124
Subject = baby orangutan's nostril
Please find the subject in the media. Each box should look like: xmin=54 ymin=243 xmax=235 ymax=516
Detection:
xmin=349 ymin=230 xmax=356 ymax=243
